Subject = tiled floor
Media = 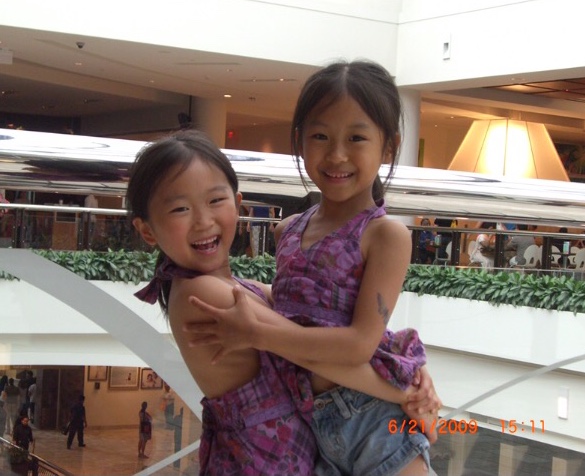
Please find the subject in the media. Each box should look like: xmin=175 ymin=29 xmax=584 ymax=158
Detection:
xmin=1 ymin=418 xmax=202 ymax=476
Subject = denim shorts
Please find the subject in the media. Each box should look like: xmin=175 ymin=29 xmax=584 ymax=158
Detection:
xmin=311 ymin=387 xmax=431 ymax=476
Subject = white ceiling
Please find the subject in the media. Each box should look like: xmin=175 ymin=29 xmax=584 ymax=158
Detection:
xmin=2 ymin=25 xmax=585 ymax=143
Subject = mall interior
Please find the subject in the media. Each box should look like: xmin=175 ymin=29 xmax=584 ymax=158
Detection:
xmin=1 ymin=1 xmax=585 ymax=475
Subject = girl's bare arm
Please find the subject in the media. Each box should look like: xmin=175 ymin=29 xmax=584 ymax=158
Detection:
xmin=187 ymin=217 xmax=412 ymax=366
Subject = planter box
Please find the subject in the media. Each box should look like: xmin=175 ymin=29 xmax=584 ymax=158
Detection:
xmin=392 ymin=292 xmax=585 ymax=373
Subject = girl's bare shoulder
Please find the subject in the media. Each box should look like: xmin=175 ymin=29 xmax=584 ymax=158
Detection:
xmin=171 ymin=274 xmax=270 ymax=316
xmin=366 ymin=215 xmax=410 ymax=245
xmin=171 ymin=275 xmax=236 ymax=314
xmin=274 ymin=213 xmax=299 ymax=241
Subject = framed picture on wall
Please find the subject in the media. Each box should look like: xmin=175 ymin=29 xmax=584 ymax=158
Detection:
xmin=87 ymin=366 xmax=108 ymax=382
xmin=108 ymin=366 xmax=139 ymax=389
xmin=140 ymin=368 xmax=163 ymax=390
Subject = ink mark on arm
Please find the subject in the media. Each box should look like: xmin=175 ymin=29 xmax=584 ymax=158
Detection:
xmin=377 ymin=293 xmax=390 ymax=325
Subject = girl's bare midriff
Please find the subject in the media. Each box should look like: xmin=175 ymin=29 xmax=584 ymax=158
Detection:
xmin=311 ymin=375 xmax=339 ymax=395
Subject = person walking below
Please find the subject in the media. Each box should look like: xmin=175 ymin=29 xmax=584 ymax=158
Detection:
xmin=67 ymin=395 xmax=87 ymax=449
xmin=17 ymin=371 xmax=33 ymax=417
xmin=138 ymin=401 xmax=152 ymax=459
xmin=0 ymin=401 xmax=7 ymax=437
xmin=27 ymin=378 xmax=37 ymax=424
xmin=12 ymin=415 xmax=34 ymax=451
xmin=161 ymin=384 xmax=175 ymax=428
xmin=4 ymin=378 xmax=20 ymax=435
xmin=10 ymin=414 xmax=34 ymax=476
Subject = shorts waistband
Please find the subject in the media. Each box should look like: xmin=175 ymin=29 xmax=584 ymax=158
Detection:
xmin=313 ymin=386 xmax=358 ymax=419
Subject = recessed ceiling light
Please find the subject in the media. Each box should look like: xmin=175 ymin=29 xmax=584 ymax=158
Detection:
xmin=74 ymin=62 xmax=83 ymax=66
xmin=224 ymin=94 xmax=232 ymax=98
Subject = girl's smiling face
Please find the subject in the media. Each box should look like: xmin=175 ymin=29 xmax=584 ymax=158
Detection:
xmin=301 ymin=95 xmax=392 ymax=212
xmin=134 ymin=158 xmax=241 ymax=277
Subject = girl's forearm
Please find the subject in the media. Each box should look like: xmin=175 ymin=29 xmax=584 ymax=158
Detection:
xmin=267 ymin=334 xmax=411 ymax=404
xmin=252 ymin=304 xmax=378 ymax=365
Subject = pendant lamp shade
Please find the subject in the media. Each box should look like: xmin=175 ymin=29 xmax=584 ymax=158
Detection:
xmin=448 ymin=119 xmax=569 ymax=181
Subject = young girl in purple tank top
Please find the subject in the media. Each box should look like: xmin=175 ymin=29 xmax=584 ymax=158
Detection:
xmin=187 ymin=61 xmax=441 ymax=475
xmin=129 ymin=130 xmax=319 ymax=474
xmin=129 ymin=129 xmax=437 ymax=475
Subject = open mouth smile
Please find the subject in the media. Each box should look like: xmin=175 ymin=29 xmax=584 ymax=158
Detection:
xmin=191 ymin=236 xmax=220 ymax=252
xmin=323 ymin=171 xmax=353 ymax=179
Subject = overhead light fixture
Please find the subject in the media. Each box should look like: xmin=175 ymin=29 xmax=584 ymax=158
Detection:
xmin=448 ymin=119 xmax=569 ymax=181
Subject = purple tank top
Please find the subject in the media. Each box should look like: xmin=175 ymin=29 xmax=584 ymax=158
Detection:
xmin=272 ymin=201 xmax=426 ymax=390
xmin=273 ymin=202 xmax=384 ymax=327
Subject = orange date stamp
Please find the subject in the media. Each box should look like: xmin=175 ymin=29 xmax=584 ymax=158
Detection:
xmin=388 ymin=418 xmax=479 ymax=435
xmin=500 ymin=420 xmax=545 ymax=434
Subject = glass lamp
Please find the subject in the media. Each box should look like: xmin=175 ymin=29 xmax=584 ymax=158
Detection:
xmin=448 ymin=119 xmax=569 ymax=181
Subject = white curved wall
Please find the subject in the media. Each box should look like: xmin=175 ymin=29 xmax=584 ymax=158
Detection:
xmin=396 ymin=0 xmax=585 ymax=88
xmin=4 ymin=0 xmax=582 ymax=91
xmin=0 ymin=280 xmax=170 ymax=366
xmin=1 ymin=0 xmax=400 ymax=69
xmin=1 ymin=262 xmax=584 ymax=452
xmin=0 ymin=249 xmax=203 ymax=420
xmin=392 ymin=293 xmax=585 ymax=452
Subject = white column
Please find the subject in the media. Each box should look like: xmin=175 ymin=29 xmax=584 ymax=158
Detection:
xmin=498 ymin=442 xmax=528 ymax=476
xmin=191 ymin=98 xmax=227 ymax=148
xmin=398 ymin=88 xmax=421 ymax=168
xmin=394 ymin=88 xmax=421 ymax=227
xmin=175 ymin=400 xmax=203 ymax=472
xmin=447 ymin=432 xmax=479 ymax=476
xmin=552 ymin=456 xmax=582 ymax=476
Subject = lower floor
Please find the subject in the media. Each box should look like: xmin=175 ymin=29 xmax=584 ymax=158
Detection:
xmin=1 ymin=416 xmax=202 ymax=475
xmin=2 ymin=417 xmax=584 ymax=476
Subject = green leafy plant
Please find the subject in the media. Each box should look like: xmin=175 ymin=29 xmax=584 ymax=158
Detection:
xmin=1 ymin=250 xmax=584 ymax=314
xmin=0 ymin=250 xmax=276 ymax=285
xmin=34 ymin=249 xmax=159 ymax=284
xmin=404 ymin=265 xmax=585 ymax=314
xmin=229 ymin=253 xmax=276 ymax=283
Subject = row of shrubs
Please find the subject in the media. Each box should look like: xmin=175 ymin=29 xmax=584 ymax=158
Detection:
xmin=1 ymin=249 xmax=584 ymax=313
